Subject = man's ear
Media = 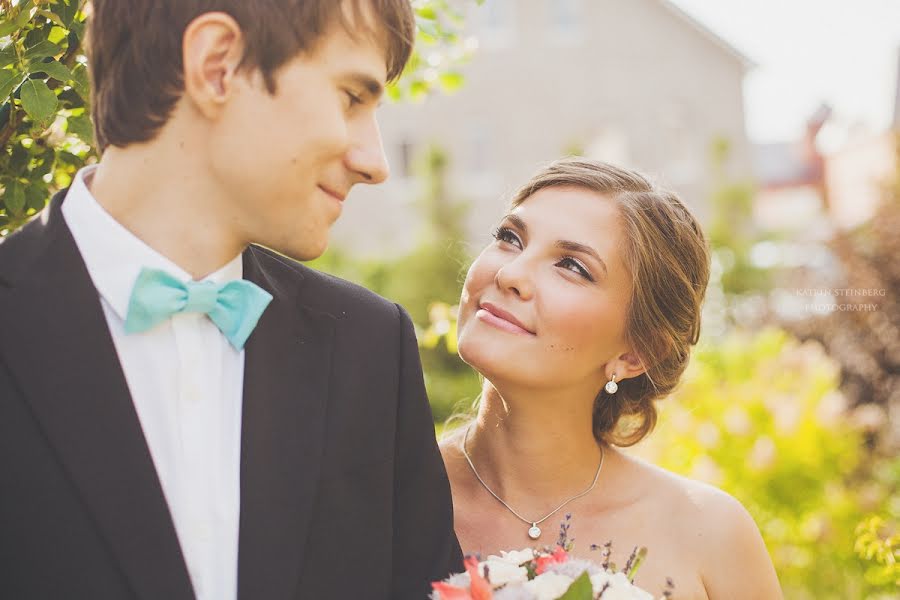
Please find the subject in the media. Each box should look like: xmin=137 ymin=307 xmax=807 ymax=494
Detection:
xmin=182 ymin=12 xmax=246 ymax=119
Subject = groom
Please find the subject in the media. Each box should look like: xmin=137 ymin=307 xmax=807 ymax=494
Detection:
xmin=0 ymin=1 xmax=463 ymax=598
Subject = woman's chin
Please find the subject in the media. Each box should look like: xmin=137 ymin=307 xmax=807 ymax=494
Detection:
xmin=458 ymin=342 xmax=532 ymax=388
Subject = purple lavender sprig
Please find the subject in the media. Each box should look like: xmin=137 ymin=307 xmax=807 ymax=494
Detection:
xmin=557 ymin=513 xmax=575 ymax=551
xmin=624 ymin=546 xmax=648 ymax=582
xmin=663 ymin=577 xmax=676 ymax=598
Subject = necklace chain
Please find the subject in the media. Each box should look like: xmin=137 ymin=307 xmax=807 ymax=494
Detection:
xmin=461 ymin=424 xmax=605 ymax=538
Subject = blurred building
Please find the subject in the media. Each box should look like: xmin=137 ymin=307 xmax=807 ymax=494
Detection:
xmin=751 ymin=105 xmax=832 ymax=238
xmin=753 ymin=48 xmax=900 ymax=236
xmin=332 ymin=0 xmax=754 ymax=256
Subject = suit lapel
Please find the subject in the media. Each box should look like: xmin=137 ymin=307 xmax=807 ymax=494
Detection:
xmin=237 ymin=248 xmax=335 ymax=600
xmin=0 ymin=193 xmax=195 ymax=600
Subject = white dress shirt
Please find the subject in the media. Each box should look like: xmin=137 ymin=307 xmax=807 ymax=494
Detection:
xmin=62 ymin=165 xmax=242 ymax=600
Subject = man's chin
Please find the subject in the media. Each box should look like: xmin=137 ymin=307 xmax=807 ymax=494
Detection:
xmin=270 ymin=239 xmax=329 ymax=263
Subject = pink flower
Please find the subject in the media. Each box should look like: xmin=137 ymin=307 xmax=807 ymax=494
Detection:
xmin=466 ymin=556 xmax=494 ymax=600
xmin=431 ymin=581 xmax=474 ymax=600
xmin=535 ymin=546 xmax=569 ymax=575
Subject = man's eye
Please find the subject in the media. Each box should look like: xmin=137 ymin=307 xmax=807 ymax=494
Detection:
xmin=345 ymin=91 xmax=363 ymax=107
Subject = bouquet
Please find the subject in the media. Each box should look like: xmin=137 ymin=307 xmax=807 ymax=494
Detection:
xmin=432 ymin=517 xmax=674 ymax=600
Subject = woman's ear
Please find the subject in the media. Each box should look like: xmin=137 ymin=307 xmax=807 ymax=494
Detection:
xmin=182 ymin=12 xmax=246 ymax=119
xmin=606 ymin=350 xmax=646 ymax=382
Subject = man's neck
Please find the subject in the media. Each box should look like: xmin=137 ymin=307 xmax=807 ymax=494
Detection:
xmin=88 ymin=138 xmax=246 ymax=280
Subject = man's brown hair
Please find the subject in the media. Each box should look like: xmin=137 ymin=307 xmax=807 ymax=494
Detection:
xmin=87 ymin=0 xmax=415 ymax=151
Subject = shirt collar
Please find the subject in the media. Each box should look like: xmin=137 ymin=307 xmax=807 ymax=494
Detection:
xmin=61 ymin=164 xmax=244 ymax=321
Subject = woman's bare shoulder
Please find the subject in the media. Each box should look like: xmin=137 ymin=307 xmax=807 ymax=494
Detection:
xmin=616 ymin=450 xmax=737 ymax=514
xmin=618 ymin=451 xmax=782 ymax=598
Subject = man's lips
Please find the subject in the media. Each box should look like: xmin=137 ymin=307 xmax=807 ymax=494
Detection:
xmin=476 ymin=301 xmax=535 ymax=335
xmin=318 ymin=185 xmax=346 ymax=202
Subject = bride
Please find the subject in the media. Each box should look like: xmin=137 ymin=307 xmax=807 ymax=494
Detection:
xmin=439 ymin=158 xmax=783 ymax=599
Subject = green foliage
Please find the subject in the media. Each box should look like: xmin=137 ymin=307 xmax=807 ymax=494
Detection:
xmin=706 ymin=136 xmax=773 ymax=298
xmin=855 ymin=514 xmax=899 ymax=590
xmin=387 ymin=0 xmax=483 ymax=103
xmin=0 ymin=0 xmax=91 ymax=234
xmin=557 ymin=572 xmax=592 ymax=600
xmin=635 ymin=328 xmax=898 ymax=599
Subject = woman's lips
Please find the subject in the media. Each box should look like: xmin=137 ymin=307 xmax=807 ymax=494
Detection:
xmin=476 ymin=302 xmax=534 ymax=335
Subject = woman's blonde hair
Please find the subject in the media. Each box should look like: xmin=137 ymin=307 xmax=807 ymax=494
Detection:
xmin=510 ymin=157 xmax=710 ymax=446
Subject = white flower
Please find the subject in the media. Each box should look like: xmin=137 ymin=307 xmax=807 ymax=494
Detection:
xmin=589 ymin=571 xmax=654 ymax=600
xmin=523 ymin=572 xmax=574 ymax=600
xmin=479 ymin=559 xmax=529 ymax=587
xmin=487 ymin=548 xmax=535 ymax=566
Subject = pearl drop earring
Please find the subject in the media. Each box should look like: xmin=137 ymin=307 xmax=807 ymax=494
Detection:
xmin=605 ymin=374 xmax=618 ymax=394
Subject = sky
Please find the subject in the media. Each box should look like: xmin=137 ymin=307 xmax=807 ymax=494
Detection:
xmin=667 ymin=0 xmax=900 ymax=147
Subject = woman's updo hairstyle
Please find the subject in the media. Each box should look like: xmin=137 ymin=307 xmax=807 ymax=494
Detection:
xmin=509 ymin=157 xmax=710 ymax=446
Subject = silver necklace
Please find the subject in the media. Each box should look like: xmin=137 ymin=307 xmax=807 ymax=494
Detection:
xmin=461 ymin=424 xmax=605 ymax=540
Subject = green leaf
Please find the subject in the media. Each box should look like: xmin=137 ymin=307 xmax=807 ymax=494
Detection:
xmin=19 ymin=78 xmax=57 ymax=121
xmin=66 ymin=113 xmax=93 ymax=145
xmin=36 ymin=9 xmax=66 ymax=28
xmin=0 ymin=2 xmax=36 ymax=36
xmin=9 ymin=143 xmax=29 ymax=174
xmin=50 ymin=0 xmax=79 ymax=27
xmin=0 ymin=68 xmax=22 ymax=102
xmin=25 ymin=182 xmax=47 ymax=212
xmin=3 ymin=180 xmax=26 ymax=216
xmin=48 ymin=25 xmax=68 ymax=45
xmin=69 ymin=19 xmax=86 ymax=43
xmin=29 ymin=59 xmax=71 ymax=83
xmin=57 ymin=87 xmax=84 ymax=109
xmin=416 ymin=6 xmax=438 ymax=20
xmin=0 ymin=21 xmax=19 ymax=38
xmin=0 ymin=45 xmax=17 ymax=69
xmin=24 ymin=40 xmax=61 ymax=62
xmin=71 ymin=62 xmax=89 ymax=103
xmin=438 ymin=71 xmax=464 ymax=92
xmin=557 ymin=572 xmax=593 ymax=600
xmin=57 ymin=149 xmax=83 ymax=168
xmin=409 ymin=79 xmax=429 ymax=101
xmin=416 ymin=19 xmax=440 ymax=41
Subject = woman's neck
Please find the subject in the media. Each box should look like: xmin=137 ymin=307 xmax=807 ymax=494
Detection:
xmin=462 ymin=382 xmax=610 ymax=518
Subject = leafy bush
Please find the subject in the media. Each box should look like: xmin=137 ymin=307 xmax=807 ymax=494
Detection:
xmin=635 ymin=328 xmax=898 ymax=599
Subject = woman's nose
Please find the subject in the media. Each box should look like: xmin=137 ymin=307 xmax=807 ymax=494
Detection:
xmin=495 ymin=255 xmax=534 ymax=300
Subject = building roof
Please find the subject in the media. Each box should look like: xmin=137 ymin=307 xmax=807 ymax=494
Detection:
xmin=753 ymin=142 xmax=820 ymax=188
xmin=658 ymin=0 xmax=757 ymax=71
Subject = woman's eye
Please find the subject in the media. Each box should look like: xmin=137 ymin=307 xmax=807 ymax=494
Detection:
xmin=492 ymin=226 xmax=522 ymax=248
xmin=558 ymin=257 xmax=594 ymax=281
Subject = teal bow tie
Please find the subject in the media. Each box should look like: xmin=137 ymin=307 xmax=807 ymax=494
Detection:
xmin=124 ymin=267 xmax=273 ymax=350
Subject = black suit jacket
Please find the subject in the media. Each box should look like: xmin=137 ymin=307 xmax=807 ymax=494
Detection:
xmin=0 ymin=190 xmax=463 ymax=599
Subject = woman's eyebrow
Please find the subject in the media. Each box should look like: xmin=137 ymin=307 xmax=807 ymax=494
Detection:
xmin=504 ymin=213 xmax=528 ymax=232
xmin=556 ymin=240 xmax=608 ymax=277
xmin=505 ymin=213 xmax=609 ymax=277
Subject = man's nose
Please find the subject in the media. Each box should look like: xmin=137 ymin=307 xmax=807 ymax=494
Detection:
xmin=346 ymin=116 xmax=389 ymax=185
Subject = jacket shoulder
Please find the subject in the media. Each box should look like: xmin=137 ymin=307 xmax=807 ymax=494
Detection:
xmin=246 ymin=245 xmax=402 ymax=323
xmin=0 ymin=203 xmax=57 ymax=285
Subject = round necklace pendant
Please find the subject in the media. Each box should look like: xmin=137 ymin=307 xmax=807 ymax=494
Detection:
xmin=528 ymin=524 xmax=542 ymax=540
